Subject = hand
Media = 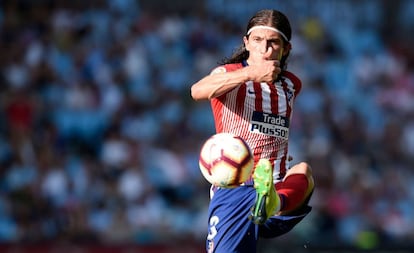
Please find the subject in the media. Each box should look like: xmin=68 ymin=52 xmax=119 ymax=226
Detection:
xmin=245 ymin=60 xmax=281 ymax=83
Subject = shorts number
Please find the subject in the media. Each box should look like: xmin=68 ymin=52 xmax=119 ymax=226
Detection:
xmin=207 ymin=215 xmax=219 ymax=240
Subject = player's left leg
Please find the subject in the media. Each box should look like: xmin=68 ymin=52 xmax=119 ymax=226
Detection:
xmin=258 ymin=162 xmax=314 ymax=238
xmin=276 ymin=162 xmax=314 ymax=215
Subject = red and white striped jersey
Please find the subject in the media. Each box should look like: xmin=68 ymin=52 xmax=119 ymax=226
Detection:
xmin=210 ymin=62 xmax=302 ymax=182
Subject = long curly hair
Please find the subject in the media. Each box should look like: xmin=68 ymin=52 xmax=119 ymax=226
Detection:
xmin=221 ymin=9 xmax=292 ymax=71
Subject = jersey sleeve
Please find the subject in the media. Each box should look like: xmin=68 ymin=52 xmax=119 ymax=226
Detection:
xmin=210 ymin=66 xmax=227 ymax=75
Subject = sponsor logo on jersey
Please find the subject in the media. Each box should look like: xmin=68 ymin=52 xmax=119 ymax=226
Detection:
xmin=249 ymin=111 xmax=289 ymax=139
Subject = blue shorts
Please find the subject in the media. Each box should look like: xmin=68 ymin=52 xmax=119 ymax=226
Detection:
xmin=206 ymin=186 xmax=311 ymax=253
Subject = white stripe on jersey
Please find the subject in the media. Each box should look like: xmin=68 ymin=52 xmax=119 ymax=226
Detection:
xmin=261 ymin=82 xmax=272 ymax=113
xmin=275 ymin=81 xmax=288 ymax=117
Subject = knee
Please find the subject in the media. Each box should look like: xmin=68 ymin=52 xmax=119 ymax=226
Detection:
xmin=288 ymin=162 xmax=312 ymax=177
xmin=286 ymin=162 xmax=314 ymax=190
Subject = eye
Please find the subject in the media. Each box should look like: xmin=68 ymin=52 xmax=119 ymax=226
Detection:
xmin=268 ymin=39 xmax=282 ymax=46
xmin=252 ymin=36 xmax=263 ymax=42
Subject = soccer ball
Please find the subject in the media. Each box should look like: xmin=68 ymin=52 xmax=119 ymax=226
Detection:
xmin=198 ymin=133 xmax=254 ymax=188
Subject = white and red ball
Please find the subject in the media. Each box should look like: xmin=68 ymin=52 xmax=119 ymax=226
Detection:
xmin=198 ymin=133 xmax=254 ymax=188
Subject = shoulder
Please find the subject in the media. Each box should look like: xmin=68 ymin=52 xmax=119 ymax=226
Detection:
xmin=210 ymin=63 xmax=243 ymax=75
xmin=281 ymin=70 xmax=302 ymax=95
xmin=281 ymin=70 xmax=301 ymax=87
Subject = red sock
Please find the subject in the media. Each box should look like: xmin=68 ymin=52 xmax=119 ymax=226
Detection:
xmin=276 ymin=174 xmax=311 ymax=212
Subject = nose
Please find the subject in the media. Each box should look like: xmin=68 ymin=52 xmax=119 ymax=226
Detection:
xmin=259 ymin=40 xmax=269 ymax=54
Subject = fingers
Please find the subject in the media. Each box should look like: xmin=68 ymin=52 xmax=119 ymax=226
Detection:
xmin=249 ymin=61 xmax=281 ymax=83
xmin=258 ymin=61 xmax=280 ymax=82
xmin=266 ymin=59 xmax=280 ymax=69
xmin=267 ymin=61 xmax=281 ymax=80
xmin=273 ymin=63 xmax=281 ymax=79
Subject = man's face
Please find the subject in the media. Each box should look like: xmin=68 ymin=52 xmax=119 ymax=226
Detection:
xmin=244 ymin=28 xmax=286 ymax=65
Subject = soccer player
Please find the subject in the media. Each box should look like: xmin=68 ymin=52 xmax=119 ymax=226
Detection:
xmin=191 ymin=9 xmax=315 ymax=253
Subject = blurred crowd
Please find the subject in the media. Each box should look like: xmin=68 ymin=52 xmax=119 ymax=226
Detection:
xmin=0 ymin=0 xmax=413 ymax=249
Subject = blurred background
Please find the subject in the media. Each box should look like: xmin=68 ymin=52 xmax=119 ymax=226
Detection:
xmin=0 ymin=0 xmax=413 ymax=252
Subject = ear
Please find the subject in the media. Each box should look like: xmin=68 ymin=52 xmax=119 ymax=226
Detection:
xmin=283 ymin=42 xmax=292 ymax=56
xmin=243 ymin=36 xmax=250 ymax=51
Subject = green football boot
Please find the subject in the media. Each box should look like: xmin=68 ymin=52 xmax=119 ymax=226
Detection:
xmin=249 ymin=159 xmax=281 ymax=225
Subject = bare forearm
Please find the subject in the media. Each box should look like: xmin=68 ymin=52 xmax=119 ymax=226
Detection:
xmin=191 ymin=60 xmax=281 ymax=101
xmin=191 ymin=68 xmax=249 ymax=100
